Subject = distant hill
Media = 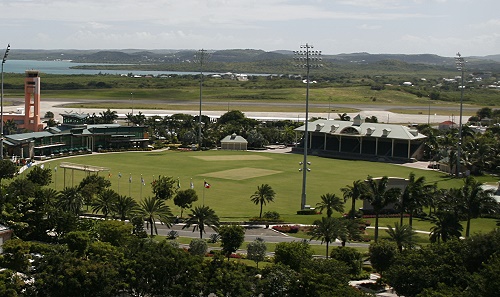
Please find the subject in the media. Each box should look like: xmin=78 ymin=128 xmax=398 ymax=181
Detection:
xmin=7 ymin=49 xmax=500 ymax=73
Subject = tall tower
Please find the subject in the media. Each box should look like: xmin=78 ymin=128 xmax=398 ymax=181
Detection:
xmin=24 ymin=70 xmax=43 ymax=131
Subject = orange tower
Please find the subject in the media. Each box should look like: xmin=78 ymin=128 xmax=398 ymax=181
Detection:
xmin=24 ymin=70 xmax=43 ymax=131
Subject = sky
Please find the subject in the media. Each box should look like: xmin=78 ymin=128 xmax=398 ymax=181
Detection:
xmin=0 ymin=0 xmax=498 ymax=57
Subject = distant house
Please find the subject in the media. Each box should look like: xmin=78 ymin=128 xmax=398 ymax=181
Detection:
xmin=220 ymin=133 xmax=247 ymax=150
xmin=0 ymin=224 xmax=13 ymax=253
xmin=438 ymin=120 xmax=456 ymax=131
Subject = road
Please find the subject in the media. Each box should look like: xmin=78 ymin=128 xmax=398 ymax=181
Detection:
xmin=155 ymin=223 xmax=370 ymax=249
xmin=3 ymin=98 xmax=471 ymax=124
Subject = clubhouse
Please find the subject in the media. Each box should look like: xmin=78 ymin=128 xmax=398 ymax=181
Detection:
xmin=294 ymin=115 xmax=427 ymax=162
xmin=4 ymin=113 xmax=149 ymax=161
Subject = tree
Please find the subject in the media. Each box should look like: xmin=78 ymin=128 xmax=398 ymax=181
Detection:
xmin=247 ymin=238 xmax=267 ymax=268
xmin=309 ymin=217 xmax=345 ymax=258
xmin=182 ymin=205 xmax=220 ymax=239
xmin=44 ymin=111 xmax=54 ymax=118
xmin=188 ymin=238 xmax=208 ymax=256
xmin=315 ymin=193 xmax=345 ymax=218
xmin=459 ymin=176 xmax=498 ymax=237
xmin=137 ymin=196 xmax=173 ymax=237
xmin=429 ymin=211 xmax=463 ymax=243
xmin=92 ymin=188 xmax=119 ymax=219
xmin=58 ymin=186 xmax=84 ymax=216
xmin=368 ymin=240 xmax=398 ymax=273
xmin=219 ymin=225 xmax=245 ymax=260
xmin=173 ymin=188 xmax=198 ymax=218
xmin=26 ymin=165 xmax=52 ymax=186
xmin=385 ymin=222 xmax=416 ymax=252
xmin=362 ymin=176 xmax=401 ymax=242
xmin=274 ymin=241 xmax=313 ymax=271
xmin=63 ymin=231 xmax=91 ymax=256
xmin=151 ymin=175 xmax=177 ymax=201
xmin=78 ymin=174 xmax=111 ymax=209
xmin=0 ymin=160 xmax=17 ymax=182
xmin=250 ymin=183 xmax=276 ymax=218
xmin=341 ymin=180 xmax=366 ymax=219
xmin=330 ymin=247 xmax=363 ymax=276
xmin=99 ymin=108 xmax=118 ymax=124
xmin=399 ymin=172 xmax=428 ymax=227
xmin=112 ymin=195 xmax=138 ymax=221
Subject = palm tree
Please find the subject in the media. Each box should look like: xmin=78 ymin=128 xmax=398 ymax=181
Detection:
xmin=362 ymin=176 xmax=402 ymax=242
xmin=250 ymin=184 xmax=276 ymax=219
xmin=429 ymin=211 xmax=463 ymax=243
xmin=459 ymin=176 xmax=497 ymax=237
xmin=385 ymin=222 xmax=416 ymax=252
xmin=182 ymin=205 xmax=220 ymax=239
xmin=341 ymin=180 xmax=366 ymax=219
xmin=113 ymin=195 xmax=138 ymax=221
xmin=315 ymin=193 xmax=344 ymax=218
xmin=308 ymin=217 xmax=346 ymax=258
xmin=58 ymin=186 xmax=84 ymax=216
xmin=92 ymin=189 xmax=119 ymax=219
xmin=338 ymin=218 xmax=364 ymax=247
xmin=399 ymin=173 xmax=428 ymax=227
xmin=137 ymin=196 xmax=173 ymax=237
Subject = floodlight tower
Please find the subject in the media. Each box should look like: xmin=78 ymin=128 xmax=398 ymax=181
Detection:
xmin=455 ymin=52 xmax=466 ymax=177
xmin=195 ymin=49 xmax=210 ymax=150
xmin=1 ymin=44 xmax=11 ymax=160
xmin=294 ymin=44 xmax=322 ymax=210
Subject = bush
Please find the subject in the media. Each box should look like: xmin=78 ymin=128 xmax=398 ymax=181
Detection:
xmin=263 ymin=211 xmax=281 ymax=221
xmin=208 ymin=233 xmax=220 ymax=243
xmin=166 ymin=230 xmax=179 ymax=240
xmin=189 ymin=238 xmax=208 ymax=256
xmin=272 ymin=225 xmax=299 ymax=233
xmin=296 ymin=209 xmax=316 ymax=215
xmin=330 ymin=247 xmax=362 ymax=276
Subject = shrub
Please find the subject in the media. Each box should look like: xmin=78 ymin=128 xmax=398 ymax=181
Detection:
xmin=263 ymin=211 xmax=281 ymax=221
xmin=208 ymin=233 xmax=220 ymax=243
xmin=189 ymin=238 xmax=208 ymax=256
xmin=296 ymin=209 xmax=316 ymax=215
xmin=166 ymin=230 xmax=179 ymax=240
xmin=272 ymin=225 xmax=299 ymax=233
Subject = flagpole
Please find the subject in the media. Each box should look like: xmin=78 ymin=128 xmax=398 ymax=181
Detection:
xmin=118 ymin=172 xmax=121 ymax=195
xmin=129 ymin=173 xmax=131 ymax=197
xmin=140 ymin=174 xmax=143 ymax=199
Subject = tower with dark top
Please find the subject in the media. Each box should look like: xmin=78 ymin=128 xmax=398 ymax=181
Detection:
xmin=24 ymin=70 xmax=43 ymax=131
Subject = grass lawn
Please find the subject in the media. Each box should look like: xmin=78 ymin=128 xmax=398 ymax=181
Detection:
xmin=37 ymin=149 xmax=498 ymax=229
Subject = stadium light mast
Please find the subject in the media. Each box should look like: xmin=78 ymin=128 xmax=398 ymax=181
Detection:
xmin=1 ymin=44 xmax=11 ymax=160
xmin=195 ymin=49 xmax=210 ymax=150
xmin=294 ymin=44 xmax=322 ymax=210
xmin=455 ymin=52 xmax=465 ymax=177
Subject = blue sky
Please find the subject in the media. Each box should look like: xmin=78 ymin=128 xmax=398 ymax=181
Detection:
xmin=0 ymin=0 xmax=498 ymax=56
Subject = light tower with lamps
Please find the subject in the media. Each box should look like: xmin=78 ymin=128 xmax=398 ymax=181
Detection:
xmin=455 ymin=52 xmax=465 ymax=177
xmin=1 ymin=44 xmax=11 ymax=160
xmin=195 ymin=49 xmax=209 ymax=150
xmin=294 ymin=44 xmax=322 ymax=210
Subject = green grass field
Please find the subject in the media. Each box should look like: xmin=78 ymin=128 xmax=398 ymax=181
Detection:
xmin=38 ymin=149 xmax=498 ymax=229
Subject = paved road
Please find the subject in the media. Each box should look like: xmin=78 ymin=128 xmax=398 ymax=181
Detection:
xmin=154 ymin=223 xmax=370 ymax=249
xmin=3 ymin=98 xmax=470 ymax=124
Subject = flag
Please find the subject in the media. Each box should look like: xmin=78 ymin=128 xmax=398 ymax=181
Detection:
xmin=204 ymin=181 xmax=211 ymax=189
xmin=190 ymin=178 xmax=194 ymax=189
xmin=177 ymin=178 xmax=181 ymax=189
xmin=141 ymin=175 xmax=145 ymax=186
xmin=118 ymin=172 xmax=122 ymax=178
xmin=54 ymin=166 xmax=58 ymax=172
xmin=108 ymin=172 xmax=112 ymax=178
xmin=40 ymin=164 xmax=44 ymax=169
xmin=129 ymin=174 xmax=132 ymax=183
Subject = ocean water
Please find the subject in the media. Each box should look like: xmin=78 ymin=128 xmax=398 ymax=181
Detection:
xmin=3 ymin=60 xmax=215 ymax=76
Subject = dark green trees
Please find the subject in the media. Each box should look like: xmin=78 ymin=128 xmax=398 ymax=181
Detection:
xmin=250 ymin=183 xmax=276 ymax=219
